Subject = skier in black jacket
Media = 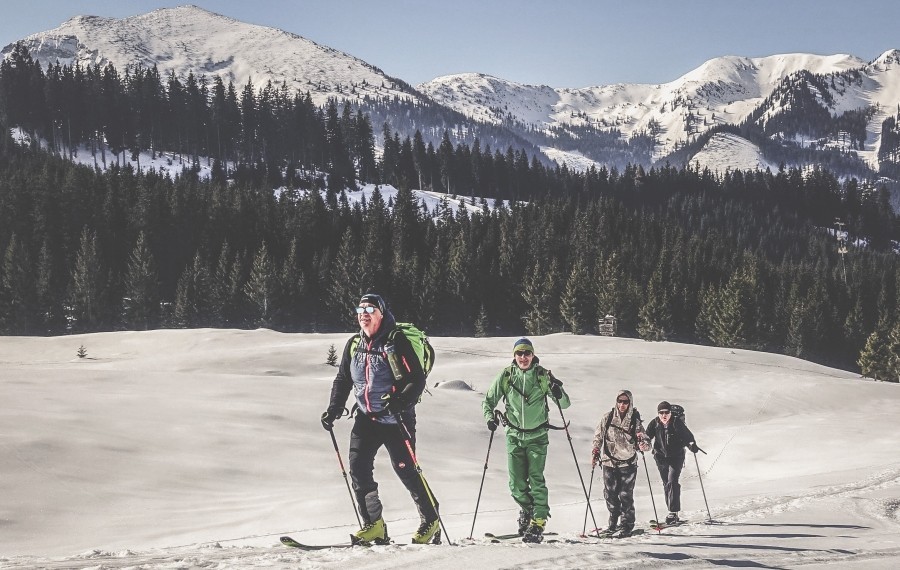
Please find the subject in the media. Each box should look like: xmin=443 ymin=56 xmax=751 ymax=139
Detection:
xmin=643 ymin=401 xmax=699 ymax=525
xmin=320 ymin=293 xmax=437 ymax=545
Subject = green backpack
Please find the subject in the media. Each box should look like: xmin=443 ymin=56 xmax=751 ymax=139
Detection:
xmin=350 ymin=322 xmax=435 ymax=381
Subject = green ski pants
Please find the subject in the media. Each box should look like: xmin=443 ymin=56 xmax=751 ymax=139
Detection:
xmin=506 ymin=431 xmax=550 ymax=519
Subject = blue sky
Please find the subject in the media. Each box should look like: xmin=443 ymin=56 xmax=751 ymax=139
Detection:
xmin=1 ymin=0 xmax=898 ymax=88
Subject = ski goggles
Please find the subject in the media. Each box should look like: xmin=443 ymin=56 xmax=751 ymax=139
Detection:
xmin=355 ymin=306 xmax=378 ymax=314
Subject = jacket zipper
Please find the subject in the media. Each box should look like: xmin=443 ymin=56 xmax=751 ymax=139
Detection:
xmin=363 ymin=339 xmax=373 ymax=412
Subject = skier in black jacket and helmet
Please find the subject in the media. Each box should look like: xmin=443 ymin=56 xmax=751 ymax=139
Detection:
xmin=643 ymin=401 xmax=699 ymax=526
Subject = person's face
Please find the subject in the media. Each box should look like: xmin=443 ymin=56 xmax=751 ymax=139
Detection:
xmin=658 ymin=409 xmax=671 ymax=425
xmin=514 ymin=349 xmax=534 ymax=370
xmin=616 ymin=395 xmax=631 ymax=412
xmin=357 ymin=303 xmax=383 ymax=337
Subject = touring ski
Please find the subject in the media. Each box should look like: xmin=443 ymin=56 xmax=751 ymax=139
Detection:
xmin=484 ymin=531 xmax=558 ymax=542
xmin=280 ymin=536 xmax=357 ymax=550
xmin=280 ymin=535 xmax=391 ymax=550
xmin=649 ymin=519 xmax=688 ymax=531
xmin=576 ymin=528 xmax=645 ymax=540
xmin=578 ymin=527 xmax=616 ymax=539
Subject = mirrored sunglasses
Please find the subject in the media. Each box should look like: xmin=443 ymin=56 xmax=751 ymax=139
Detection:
xmin=355 ymin=305 xmax=378 ymax=314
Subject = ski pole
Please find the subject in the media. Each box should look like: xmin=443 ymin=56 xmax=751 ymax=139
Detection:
xmin=692 ymin=450 xmax=712 ymax=522
xmin=468 ymin=410 xmax=501 ymax=539
xmin=581 ymin=463 xmax=595 ymax=536
xmin=326 ymin=421 xmax=362 ymax=529
xmin=391 ymin=411 xmax=453 ymax=545
xmin=640 ymin=451 xmax=660 ymax=530
xmin=553 ymin=397 xmax=601 ymax=537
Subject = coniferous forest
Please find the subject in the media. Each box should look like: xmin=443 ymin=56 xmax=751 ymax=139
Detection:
xmin=1 ymin=44 xmax=899 ymax=379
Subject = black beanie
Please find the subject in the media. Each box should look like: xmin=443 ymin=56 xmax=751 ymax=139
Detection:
xmin=359 ymin=293 xmax=387 ymax=314
xmin=657 ymin=400 xmax=671 ymax=412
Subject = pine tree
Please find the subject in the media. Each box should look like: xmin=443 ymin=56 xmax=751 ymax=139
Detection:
xmin=0 ymin=233 xmax=31 ymax=334
xmin=594 ymin=253 xmax=621 ymax=318
xmin=858 ymin=325 xmax=893 ymax=381
xmin=67 ymin=228 xmax=104 ymax=332
xmin=277 ymin=239 xmax=305 ymax=330
xmin=244 ymin=242 xmax=276 ymax=328
xmin=327 ymin=228 xmax=364 ymax=323
xmin=35 ymin=241 xmax=64 ymax=335
xmin=326 ymin=344 xmax=338 ymax=366
xmin=886 ymin=320 xmax=900 ymax=382
xmin=474 ymin=304 xmax=489 ymax=337
xmin=173 ymin=252 xmax=210 ymax=328
xmin=707 ymin=257 xmax=758 ymax=348
xmin=522 ymin=258 xmax=558 ymax=336
xmin=560 ymin=255 xmax=592 ymax=334
xmin=122 ymin=232 xmax=159 ymax=330
xmin=638 ymin=264 xmax=671 ymax=342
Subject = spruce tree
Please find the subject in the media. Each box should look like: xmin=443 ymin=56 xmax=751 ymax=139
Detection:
xmin=67 ymin=228 xmax=104 ymax=332
xmin=122 ymin=232 xmax=159 ymax=330
xmin=245 ymin=242 xmax=276 ymax=328
xmin=522 ymin=258 xmax=558 ymax=336
xmin=173 ymin=252 xmax=210 ymax=328
xmin=858 ymin=325 xmax=892 ymax=381
xmin=638 ymin=264 xmax=671 ymax=342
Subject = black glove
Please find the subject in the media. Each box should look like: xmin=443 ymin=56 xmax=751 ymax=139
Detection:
xmin=687 ymin=441 xmax=700 ymax=454
xmin=487 ymin=418 xmax=498 ymax=432
xmin=549 ymin=376 xmax=563 ymax=399
xmin=321 ymin=410 xmax=337 ymax=431
xmin=383 ymin=384 xmax=416 ymax=413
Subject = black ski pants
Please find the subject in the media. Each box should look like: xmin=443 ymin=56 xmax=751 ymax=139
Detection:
xmin=348 ymin=413 xmax=438 ymax=525
xmin=654 ymin=454 xmax=684 ymax=513
xmin=602 ymin=463 xmax=638 ymax=527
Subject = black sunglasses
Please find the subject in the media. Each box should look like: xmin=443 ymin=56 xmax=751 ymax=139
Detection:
xmin=617 ymin=398 xmax=630 ymax=404
xmin=514 ymin=350 xmax=533 ymax=357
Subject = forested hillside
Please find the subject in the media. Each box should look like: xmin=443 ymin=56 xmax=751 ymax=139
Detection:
xmin=1 ymin=44 xmax=899 ymax=379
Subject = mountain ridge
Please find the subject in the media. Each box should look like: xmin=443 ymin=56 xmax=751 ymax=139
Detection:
xmin=3 ymin=5 xmax=900 ymax=182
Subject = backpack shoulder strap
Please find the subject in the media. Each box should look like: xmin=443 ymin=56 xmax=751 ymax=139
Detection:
xmin=500 ymin=365 xmax=516 ymax=397
xmin=347 ymin=333 xmax=361 ymax=357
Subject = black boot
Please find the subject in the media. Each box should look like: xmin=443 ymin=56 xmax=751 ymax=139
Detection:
xmin=517 ymin=508 xmax=533 ymax=535
xmin=522 ymin=518 xmax=546 ymax=543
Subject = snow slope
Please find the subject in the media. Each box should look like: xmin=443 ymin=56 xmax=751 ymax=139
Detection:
xmin=2 ymin=329 xmax=899 ymax=569
xmin=690 ymin=132 xmax=779 ymax=174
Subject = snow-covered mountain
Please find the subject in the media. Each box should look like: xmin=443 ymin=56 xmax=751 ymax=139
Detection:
xmin=4 ymin=5 xmax=900 ymax=179
xmin=1 ymin=5 xmax=421 ymax=106
xmin=418 ymin=54 xmax=865 ymax=154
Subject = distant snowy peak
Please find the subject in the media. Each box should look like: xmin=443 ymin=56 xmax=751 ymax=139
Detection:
xmin=420 ymin=72 xmax=560 ymax=125
xmin=419 ymin=52 xmax=869 ymax=153
xmin=3 ymin=5 xmax=419 ymax=106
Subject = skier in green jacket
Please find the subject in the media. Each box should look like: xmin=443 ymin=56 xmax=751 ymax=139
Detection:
xmin=482 ymin=337 xmax=571 ymax=543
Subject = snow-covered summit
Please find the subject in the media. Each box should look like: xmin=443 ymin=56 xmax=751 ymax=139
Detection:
xmin=419 ymin=53 xmax=867 ymax=155
xmin=1 ymin=5 xmax=420 ymax=106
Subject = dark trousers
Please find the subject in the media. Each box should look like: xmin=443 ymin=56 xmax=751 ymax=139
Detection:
xmin=602 ymin=464 xmax=638 ymax=527
xmin=654 ymin=455 xmax=684 ymax=513
xmin=348 ymin=414 xmax=438 ymax=524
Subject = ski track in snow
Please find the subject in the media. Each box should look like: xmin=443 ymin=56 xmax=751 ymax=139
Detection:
xmin=5 ymin=466 xmax=900 ymax=569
